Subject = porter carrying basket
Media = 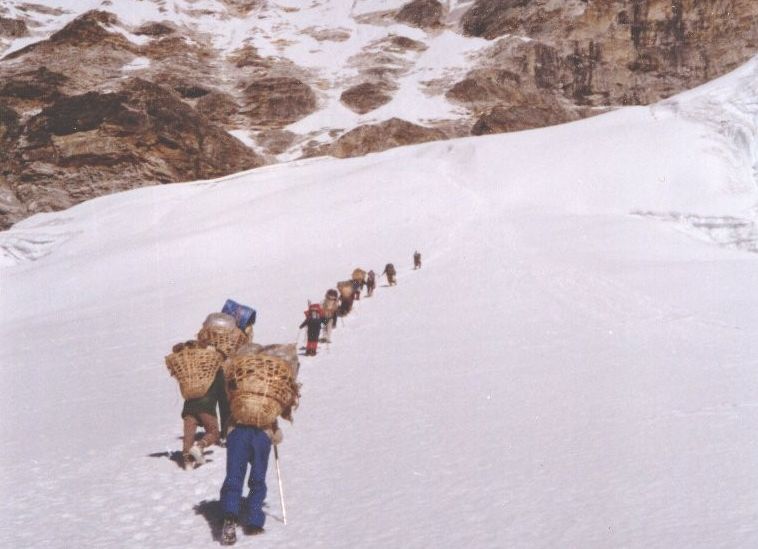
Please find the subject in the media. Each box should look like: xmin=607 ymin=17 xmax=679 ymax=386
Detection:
xmin=165 ymin=343 xmax=224 ymax=399
xmin=226 ymin=353 xmax=300 ymax=427
xmin=197 ymin=324 xmax=250 ymax=358
xmin=337 ymin=280 xmax=354 ymax=299
xmin=352 ymin=268 xmax=366 ymax=283
xmin=322 ymin=298 xmax=338 ymax=318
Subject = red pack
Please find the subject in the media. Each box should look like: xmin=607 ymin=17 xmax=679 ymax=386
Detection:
xmin=304 ymin=303 xmax=323 ymax=317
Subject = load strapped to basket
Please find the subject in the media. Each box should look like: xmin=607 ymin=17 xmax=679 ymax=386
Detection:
xmin=225 ymin=345 xmax=301 ymax=428
xmin=221 ymin=299 xmax=256 ymax=334
xmin=197 ymin=312 xmax=250 ymax=358
xmin=165 ymin=340 xmax=224 ymax=399
xmin=352 ymin=268 xmax=367 ymax=284
xmin=337 ymin=280 xmax=354 ymax=299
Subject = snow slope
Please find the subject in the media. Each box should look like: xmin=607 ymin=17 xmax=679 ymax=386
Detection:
xmin=1 ymin=57 xmax=758 ymax=547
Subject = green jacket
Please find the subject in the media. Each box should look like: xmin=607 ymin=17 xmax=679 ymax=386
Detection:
xmin=181 ymin=370 xmax=227 ymax=419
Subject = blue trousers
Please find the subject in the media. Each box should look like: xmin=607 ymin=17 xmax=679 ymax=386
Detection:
xmin=220 ymin=426 xmax=272 ymax=528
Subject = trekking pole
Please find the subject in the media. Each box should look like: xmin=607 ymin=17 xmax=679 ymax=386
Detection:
xmin=274 ymin=445 xmax=287 ymax=525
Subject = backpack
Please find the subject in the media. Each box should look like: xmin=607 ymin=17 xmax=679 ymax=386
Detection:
xmin=305 ymin=303 xmax=323 ymax=318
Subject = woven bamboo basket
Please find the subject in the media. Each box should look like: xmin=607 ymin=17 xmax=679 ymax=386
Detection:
xmin=322 ymin=298 xmax=338 ymax=317
xmin=337 ymin=280 xmax=354 ymax=299
xmin=352 ymin=268 xmax=366 ymax=283
xmin=165 ymin=344 xmax=224 ymax=399
xmin=258 ymin=344 xmax=299 ymax=379
xmin=197 ymin=325 xmax=249 ymax=358
xmin=226 ymin=354 xmax=300 ymax=427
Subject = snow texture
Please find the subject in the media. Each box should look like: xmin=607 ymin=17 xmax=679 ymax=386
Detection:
xmin=1 ymin=46 xmax=758 ymax=548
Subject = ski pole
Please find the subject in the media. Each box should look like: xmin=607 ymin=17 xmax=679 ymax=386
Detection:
xmin=274 ymin=444 xmax=287 ymax=525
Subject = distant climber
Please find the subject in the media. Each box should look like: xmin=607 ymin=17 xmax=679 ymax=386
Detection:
xmin=351 ymin=268 xmax=366 ymax=300
xmin=299 ymin=303 xmax=323 ymax=356
xmin=382 ymin=263 xmax=397 ymax=286
xmin=337 ymin=280 xmax=354 ymax=315
xmin=366 ymin=270 xmax=376 ymax=297
xmin=413 ymin=250 xmax=422 ymax=270
xmin=321 ymin=289 xmax=339 ymax=343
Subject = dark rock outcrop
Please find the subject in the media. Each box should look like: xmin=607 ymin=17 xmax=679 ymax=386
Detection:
xmin=0 ymin=79 xmax=264 ymax=228
xmin=0 ymin=67 xmax=68 ymax=105
xmin=174 ymin=84 xmax=211 ymax=99
xmin=446 ymin=69 xmax=524 ymax=104
xmin=472 ymin=104 xmax=578 ymax=136
xmin=0 ymin=104 xmax=20 ymax=142
xmin=243 ymin=77 xmax=317 ymax=127
xmin=5 ymin=10 xmax=137 ymax=60
xmin=135 ymin=22 xmax=175 ymax=36
xmin=461 ymin=0 xmax=535 ymax=39
xmin=330 ymin=118 xmax=447 ymax=158
xmin=340 ymin=82 xmax=394 ymax=114
xmin=0 ymin=17 xmax=29 ymax=38
xmin=396 ymin=0 xmax=444 ymax=28
xmin=196 ymin=92 xmax=240 ymax=125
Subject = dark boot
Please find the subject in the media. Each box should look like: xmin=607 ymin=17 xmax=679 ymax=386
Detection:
xmin=243 ymin=525 xmax=264 ymax=536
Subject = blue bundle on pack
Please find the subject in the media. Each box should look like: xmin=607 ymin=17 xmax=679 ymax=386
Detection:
xmin=222 ymin=299 xmax=256 ymax=330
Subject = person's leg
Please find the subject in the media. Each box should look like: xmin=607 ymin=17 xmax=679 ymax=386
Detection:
xmin=182 ymin=415 xmax=199 ymax=454
xmin=197 ymin=412 xmax=220 ymax=448
xmin=220 ymin=427 xmax=252 ymax=519
xmin=218 ymin=391 xmax=231 ymax=440
xmin=243 ymin=430 xmax=272 ymax=528
xmin=306 ymin=340 xmax=317 ymax=355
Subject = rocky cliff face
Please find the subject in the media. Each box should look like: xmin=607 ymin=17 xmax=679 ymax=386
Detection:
xmin=1 ymin=78 xmax=263 ymax=226
xmin=0 ymin=0 xmax=755 ymax=228
xmin=460 ymin=0 xmax=758 ymax=106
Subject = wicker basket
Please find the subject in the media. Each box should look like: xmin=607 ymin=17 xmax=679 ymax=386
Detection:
xmin=226 ymin=354 xmax=300 ymax=427
xmin=197 ymin=325 xmax=249 ymax=358
xmin=258 ymin=344 xmax=299 ymax=379
xmin=165 ymin=344 xmax=224 ymax=399
xmin=352 ymin=268 xmax=366 ymax=283
xmin=322 ymin=298 xmax=338 ymax=317
xmin=337 ymin=280 xmax=354 ymax=299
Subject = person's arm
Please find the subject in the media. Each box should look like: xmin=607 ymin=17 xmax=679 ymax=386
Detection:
xmin=299 ymin=318 xmax=307 ymax=329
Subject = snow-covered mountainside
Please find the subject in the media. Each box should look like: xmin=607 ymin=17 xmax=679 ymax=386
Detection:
xmin=1 ymin=52 xmax=757 ymax=547
xmin=1 ymin=0 xmax=756 ymax=228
